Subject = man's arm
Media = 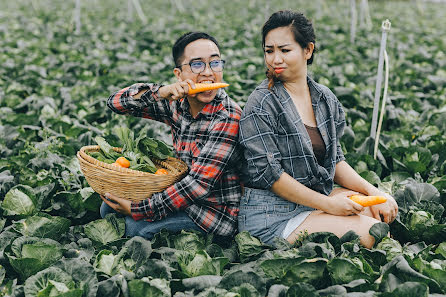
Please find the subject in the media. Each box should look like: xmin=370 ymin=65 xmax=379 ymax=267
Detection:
xmin=130 ymin=116 xmax=240 ymax=221
xmin=107 ymin=80 xmax=197 ymax=124
xmin=107 ymin=83 xmax=172 ymax=125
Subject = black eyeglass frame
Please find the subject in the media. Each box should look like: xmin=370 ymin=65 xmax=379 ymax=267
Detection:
xmin=176 ymin=60 xmax=226 ymax=74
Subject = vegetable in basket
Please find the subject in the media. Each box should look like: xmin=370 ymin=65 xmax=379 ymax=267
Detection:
xmin=88 ymin=127 xmax=174 ymax=173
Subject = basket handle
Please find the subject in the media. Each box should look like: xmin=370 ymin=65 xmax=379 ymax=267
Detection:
xmin=154 ymin=158 xmax=180 ymax=174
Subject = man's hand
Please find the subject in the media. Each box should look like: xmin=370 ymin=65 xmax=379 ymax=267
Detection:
xmin=158 ymin=79 xmax=196 ymax=101
xmin=101 ymin=193 xmax=132 ymax=216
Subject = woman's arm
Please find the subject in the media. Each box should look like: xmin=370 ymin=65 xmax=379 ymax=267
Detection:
xmin=334 ymin=160 xmax=398 ymax=223
xmin=239 ymin=91 xmax=364 ymax=216
xmin=333 ymin=161 xmax=376 ymax=194
xmin=271 ymin=172 xmax=364 ymax=216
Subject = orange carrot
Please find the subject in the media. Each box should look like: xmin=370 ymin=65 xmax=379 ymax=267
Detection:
xmin=350 ymin=195 xmax=387 ymax=207
xmin=155 ymin=168 xmax=169 ymax=175
xmin=188 ymin=83 xmax=229 ymax=95
xmin=116 ymin=157 xmax=130 ymax=168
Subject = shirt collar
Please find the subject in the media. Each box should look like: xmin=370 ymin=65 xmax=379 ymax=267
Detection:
xmin=306 ymin=76 xmax=323 ymax=104
xmin=178 ymin=89 xmax=226 ymax=119
xmin=271 ymin=76 xmax=323 ymax=105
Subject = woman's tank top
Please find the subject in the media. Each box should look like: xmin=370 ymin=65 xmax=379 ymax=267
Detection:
xmin=304 ymin=124 xmax=326 ymax=165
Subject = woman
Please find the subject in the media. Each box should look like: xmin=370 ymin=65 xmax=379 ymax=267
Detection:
xmin=238 ymin=10 xmax=398 ymax=248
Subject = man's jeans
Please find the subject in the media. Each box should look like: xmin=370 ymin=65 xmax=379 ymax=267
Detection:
xmin=100 ymin=202 xmax=204 ymax=240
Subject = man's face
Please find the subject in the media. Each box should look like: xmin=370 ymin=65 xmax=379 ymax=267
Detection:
xmin=174 ymin=39 xmax=223 ymax=105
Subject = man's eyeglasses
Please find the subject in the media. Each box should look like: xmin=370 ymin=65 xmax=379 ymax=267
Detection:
xmin=176 ymin=60 xmax=225 ymax=74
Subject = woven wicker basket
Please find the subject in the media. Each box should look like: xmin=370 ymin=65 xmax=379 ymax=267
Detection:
xmin=77 ymin=145 xmax=188 ymax=201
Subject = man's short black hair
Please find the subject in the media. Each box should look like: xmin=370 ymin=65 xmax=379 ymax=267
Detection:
xmin=172 ymin=32 xmax=220 ymax=67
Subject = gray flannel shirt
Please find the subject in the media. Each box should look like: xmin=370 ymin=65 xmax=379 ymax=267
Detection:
xmin=239 ymin=76 xmax=346 ymax=195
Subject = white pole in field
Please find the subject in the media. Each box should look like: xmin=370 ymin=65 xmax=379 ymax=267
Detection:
xmin=359 ymin=0 xmax=372 ymax=30
xmin=170 ymin=0 xmax=185 ymax=12
xmin=350 ymin=0 xmax=357 ymax=43
xmin=415 ymin=0 xmax=425 ymax=14
xmin=131 ymin=0 xmax=148 ymax=24
xmin=370 ymin=20 xmax=391 ymax=142
xmin=75 ymin=0 xmax=81 ymax=35
xmin=31 ymin=0 xmax=38 ymax=12
xmin=128 ymin=0 xmax=133 ymax=20
xmin=316 ymin=0 xmax=323 ymax=19
xmin=374 ymin=50 xmax=389 ymax=160
xmin=264 ymin=2 xmax=270 ymax=22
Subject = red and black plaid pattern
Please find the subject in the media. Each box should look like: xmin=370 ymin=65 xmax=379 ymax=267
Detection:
xmin=107 ymin=83 xmax=242 ymax=236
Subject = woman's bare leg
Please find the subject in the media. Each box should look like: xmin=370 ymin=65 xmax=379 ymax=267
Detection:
xmin=286 ymin=210 xmax=380 ymax=248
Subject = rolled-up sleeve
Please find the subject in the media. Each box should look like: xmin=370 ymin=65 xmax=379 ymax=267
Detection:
xmin=239 ymin=104 xmax=284 ymax=189
xmin=107 ymin=83 xmax=172 ymax=125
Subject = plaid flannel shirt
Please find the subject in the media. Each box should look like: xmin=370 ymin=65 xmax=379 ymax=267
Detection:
xmin=107 ymin=83 xmax=242 ymax=236
xmin=239 ymin=76 xmax=346 ymax=195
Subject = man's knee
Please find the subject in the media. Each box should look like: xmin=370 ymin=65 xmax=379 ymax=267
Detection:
xmin=100 ymin=202 xmax=115 ymax=218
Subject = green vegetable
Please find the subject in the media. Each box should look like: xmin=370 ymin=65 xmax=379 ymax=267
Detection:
xmin=407 ymin=210 xmax=436 ymax=231
xmin=376 ymin=237 xmax=404 ymax=261
xmin=1 ymin=0 xmax=446 ymax=295
xmin=90 ymin=128 xmax=173 ymax=173
xmin=6 ymin=237 xmax=64 ymax=280
xmin=84 ymin=214 xmax=125 ymax=245
xmin=94 ymin=136 xmax=120 ymax=160
xmin=114 ymin=126 xmax=136 ymax=152
xmin=12 ymin=213 xmax=71 ymax=240
xmin=24 ymin=267 xmax=84 ymax=297
xmin=1 ymin=185 xmax=37 ymax=217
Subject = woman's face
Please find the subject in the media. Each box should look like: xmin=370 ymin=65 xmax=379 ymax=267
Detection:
xmin=264 ymin=26 xmax=313 ymax=82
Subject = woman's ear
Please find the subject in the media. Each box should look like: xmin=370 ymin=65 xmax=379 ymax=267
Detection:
xmin=305 ymin=42 xmax=315 ymax=60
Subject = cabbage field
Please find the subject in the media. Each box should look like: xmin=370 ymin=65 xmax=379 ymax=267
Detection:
xmin=1 ymin=0 xmax=446 ymax=296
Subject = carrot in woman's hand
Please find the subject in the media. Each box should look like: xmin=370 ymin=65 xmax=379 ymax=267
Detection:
xmin=188 ymin=83 xmax=229 ymax=95
xmin=350 ymin=195 xmax=387 ymax=207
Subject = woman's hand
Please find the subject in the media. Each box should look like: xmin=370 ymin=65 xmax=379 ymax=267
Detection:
xmin=367 ymin=191 xmax=398 ymax=223
xmin=324 ymin=190 xmax=364 ymax=216
xmin=100 ymin=193 xmax=132 ymax=216
xmin=158 ymin=79 xmax=196 ymax=101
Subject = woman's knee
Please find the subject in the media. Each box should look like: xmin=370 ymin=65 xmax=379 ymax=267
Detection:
xmin=290 ymin=212 xmax=381 ymax=248
xmin=357 ymin=215 xmax=382 ymax=248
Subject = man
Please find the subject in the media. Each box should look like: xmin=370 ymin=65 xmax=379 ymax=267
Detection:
xmin=101 ymin=32 xmax=242 ymax=239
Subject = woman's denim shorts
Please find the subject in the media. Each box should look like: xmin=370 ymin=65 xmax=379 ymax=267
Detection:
xmin=238 ymin=187 xmax=315 ymax=245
